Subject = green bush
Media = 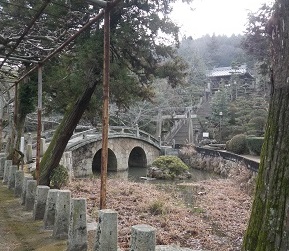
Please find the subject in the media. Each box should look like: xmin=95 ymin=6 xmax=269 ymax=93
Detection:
xmin=246 ymin=137 xmax=264 ymax=155
xmin=247 ymin=116 xmax=266 ymax=132
xmin=228 ymin=134 xmax=248 ymax=154
xmin=49 ymin=164 xmax=69 ymax=189
xmin=225 ymin=140 xmax=230 ymax=150
xmin=152 ymin=155 xmax=189 ymax=177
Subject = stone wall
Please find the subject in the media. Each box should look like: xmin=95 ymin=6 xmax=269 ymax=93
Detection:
xmin=180 ymin=151 xmax=257 ymax=194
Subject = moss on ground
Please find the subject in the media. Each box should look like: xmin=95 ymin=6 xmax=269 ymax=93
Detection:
xmin=0 ymin=184 xmax=67 ymax=251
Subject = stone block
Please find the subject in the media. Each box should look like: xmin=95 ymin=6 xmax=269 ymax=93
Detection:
xmin=130 ymin=224 xmax=156 ymax=251
xmin=44 ymin=189 xmax=59 ymax=229
xmin=21 ymin=176 xmax=33 ymax=205
xmin=14 ymin=170 xmax=24 ymax=197
xmin=33 ymin=185 xmax=50 ymax=220
xmin=26 ymin=144 xmax=33 ymax=163
xmin=67 ymin=198 xmax=87 ymax=251
xmin=8 ymin=165 xmax=17 ymax=190
xmin=2 ymin=160 xmax=12 ymax=184
xmin=24 ymin=180 xmax=37 ymax=211
xmin=53 ymin=190 xmax=71 ymax=239
xmin=94 ymin=209 xmax=118 ymax=251
xmin=40 ymin=138 xmax=46 ymax=157
xmin=0 ymin=156 xmax=6 ymax=178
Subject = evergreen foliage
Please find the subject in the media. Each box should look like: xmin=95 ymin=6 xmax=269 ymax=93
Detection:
xmin=152 ymin=155 xmax=189 ymax=179
xmin=49 ymin=164 xmax=69 ymax=189
xmin=246 ymin=137 xmax=264 ymax=155
xmin=227 ymin=134 xmax=248 ymax=154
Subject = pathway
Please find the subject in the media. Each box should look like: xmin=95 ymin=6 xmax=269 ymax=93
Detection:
xmin=0 ymin=183 xmax=66 ymax=251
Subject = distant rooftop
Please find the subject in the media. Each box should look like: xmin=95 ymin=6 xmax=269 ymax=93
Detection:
xmin=207 ymin=64 xmax=251 ymax=78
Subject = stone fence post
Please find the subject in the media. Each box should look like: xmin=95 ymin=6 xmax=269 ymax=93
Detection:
xmin=8 ymin=165 xmax=17 ymax=190
xmin=21 ymin=176 xmax=33 ymax=205
xmin=53 ymin=190 xmax=71 ymax=239
xmin=130 ymin=224 xmax=156 ymax=251
xmin=14 ymin=170 xmax=24 ymax=197
xmin=0 ymin=154 xmax=6 ymax=178
xmin=2 ymin=159 xmax=12 ymax=184
xmin=33 ymin=185 xmax=50 ymax=220
xmin=94 ymin=209 xmax=118 ymax=251
xmin=67 ymin=198 xmax=87 ymax=251
xmin=26 ymin=144 xmax=33 ymax=163
xmin=40 ymin=138 xmax=46 ymax=157
xmin=24 ymin=180 xmax=37 ymax=211
xmin=44 ymin=189 xmax=59 ymax=229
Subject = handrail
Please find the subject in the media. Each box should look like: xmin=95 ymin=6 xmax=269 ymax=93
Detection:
xmin=66 ymin=126 xmax=161 ymax=150
xmin=163 ymin=109 xmax=190 ymax=143
xmin=163 ymin=97 xmax=204 ymax=144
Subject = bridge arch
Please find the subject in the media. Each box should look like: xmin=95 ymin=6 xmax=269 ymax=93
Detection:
xmin=66 ymin=135 xmax=160 ymax=177
xmin=128 ymin=146 xmax=147 ymax=168
xmin=92 ymin=148 xmax=117 ymax=174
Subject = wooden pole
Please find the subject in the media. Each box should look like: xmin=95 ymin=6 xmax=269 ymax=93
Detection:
xmin=100 ymin=5 xmax=110 ymax=209
xmin=0 ymin=94 xmax=3 ymax=151
xmin=36 ymin=65 xmax=42 ymax=184
xmin=14 ymin=83 xmax=18 ymax=126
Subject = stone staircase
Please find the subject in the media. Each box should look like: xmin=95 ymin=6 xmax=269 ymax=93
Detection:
xmin=163 ymin=96 xmax=212 ymax=147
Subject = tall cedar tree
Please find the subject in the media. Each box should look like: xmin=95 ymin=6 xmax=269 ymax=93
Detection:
xmin=242 ymin=1 xmax=289 ymax=250
xmin=39 ymin=1 xmax=190 ymax=185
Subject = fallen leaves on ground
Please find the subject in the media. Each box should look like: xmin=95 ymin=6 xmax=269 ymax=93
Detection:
xmin=65 ymin=176 xmax=252 ymax=251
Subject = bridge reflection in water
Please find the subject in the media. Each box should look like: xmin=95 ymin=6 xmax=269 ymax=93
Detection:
xmin=92 ymin=147 xmax=148 ymax=174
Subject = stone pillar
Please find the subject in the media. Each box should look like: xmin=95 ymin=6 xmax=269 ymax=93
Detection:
xmin=21 ymin=176 xmax=33 ymax=205
xmin=44 ymin=189 xmax=59 ymax=229
xmin=94 ymin=209 xmax=118 ymax=251
xmin=26 ymin=144 xmax=33 ymax=163
xmin=14 ymin=170 xmax=24 ymax=197
xmin=8 ymin=165 xmax=17 ymax=190
xmin=20 ymin=136 xmax=25 ymax=154
xmin=27 ymin=132 xmax=32 ymax=145
xmin=2 ymin=159 xmax=12 ymax=184
xmin=63 ymin=151 xmax=73 ymax=181
xmin=0 ymin=155 xmax=6 ymax=178
xmin=53 ymin=190 xmax=71 ymax=239
xmin=130 ymin=224 xmax=156 ymax=251
xmin=33 ymin=185 xmax=50 ymax=220
xmin=67 ymin=198 xmax=87 ymax=251
xmin=24 ymin=180 xmax=37 ymax=211
xmin=40 ymin=138 xmax=46 ymax=157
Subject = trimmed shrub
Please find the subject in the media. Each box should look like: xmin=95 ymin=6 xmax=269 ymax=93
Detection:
xmin=228 ymin=134 xmax=248 ymax=154
xmin=225 ymin=140 xmax=230 ymax=150
xmin=246 ymin=137 xmax=264 ymax=155
xmin=247 ymin=116 xmax=266 ymax=132
xmin=152 ymin=155 xmax=189 ymax=178
xmin=49 ymin=164 xmax=69 ymax=189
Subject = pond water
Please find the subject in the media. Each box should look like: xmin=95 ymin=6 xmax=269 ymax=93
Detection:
xmin=112 ymin=167 xmax=220 ymax=208
xmin=96 ymin=167 xmax=221 ymax=208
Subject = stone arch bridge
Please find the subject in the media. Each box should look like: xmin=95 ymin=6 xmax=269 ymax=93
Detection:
xmin=64 ymin=127 xmax=161 ymax=177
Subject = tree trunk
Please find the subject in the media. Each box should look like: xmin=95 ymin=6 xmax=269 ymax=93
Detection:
xmin=39 ymin=80 xmax=98 ymax=185
xmin=242 ymin=87 xmax=289 ymax=250
xmin=242 ymin=1 xmax=289 ymax=250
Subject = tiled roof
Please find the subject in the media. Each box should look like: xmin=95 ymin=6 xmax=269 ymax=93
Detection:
xmin=207 ymin=65 xmax=249 ymax=77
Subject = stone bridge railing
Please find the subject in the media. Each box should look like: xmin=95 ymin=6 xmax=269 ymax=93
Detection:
xmin=69 ymin=126 xmax=161 ymax=149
